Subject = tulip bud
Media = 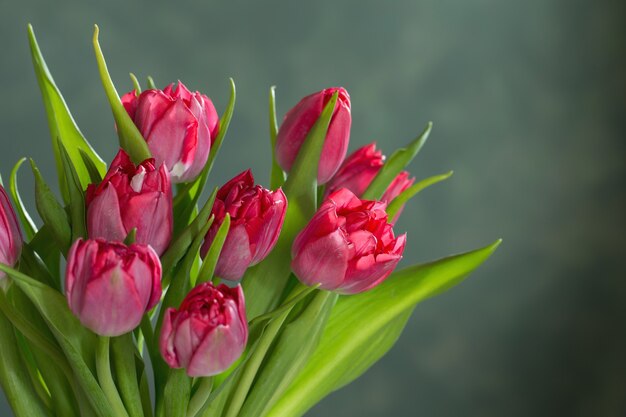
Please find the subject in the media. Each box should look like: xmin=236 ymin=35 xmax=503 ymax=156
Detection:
xmin=121 ymin=81 xmax=219 ymax=183
xmin=292 ymin=188 xmax=406 ymax=294
xmin=200 ymin=170 xmax=287 ymax=280
xmin=86 ymin=149 xmax=173 ymax=256
xmin=324 ymin=143 xmax=384 ymax=197
xmin=65 ymin=238 xmax=162 ymax=336
xmin=275 ymin=87 xmax=351 ymax=184
xmin=159 ymin=282 xmax=247 ymax=377
xmin=381 ymin=171 xmax=414 ymax=223
xmin=0 ymin=185 xmax=23 ymax=290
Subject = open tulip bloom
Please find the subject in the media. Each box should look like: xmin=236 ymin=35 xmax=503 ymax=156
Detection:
xmin=0 ymin=25 xmax=501 ymax=417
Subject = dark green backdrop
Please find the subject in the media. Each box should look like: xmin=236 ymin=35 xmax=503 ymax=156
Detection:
xmin=1 ymin=1 xmax=624 ymax=416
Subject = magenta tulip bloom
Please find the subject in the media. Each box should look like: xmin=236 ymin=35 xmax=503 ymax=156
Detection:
xmin=381 ymin=171 xmax=414 ymax=222
xmin=65 ymin=239 xmax=162 ymax=336
xmin=86 ymin=149 xmax=173 ymax=256
xmin=200 ymin=170 xmax=287 ymax=281
xmin=160 ymin=282 xmax=247 ymax=377
xmin=275 ymin=87 xmax=351 ymax=184
xmin=0 ymin=185 xmax=22 ymax=290
xmin=121 ymin=81 xmax=219 ymax=183
xmin=292 ymin=188 xmax=406 ymax=294
xmin=325 ymin=143 xmax=385 ymax=197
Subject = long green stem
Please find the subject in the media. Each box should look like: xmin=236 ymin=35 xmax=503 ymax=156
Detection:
xmin=96 ymin=336 xmax=130 ymax=417
xmin=186 ymin=377 xmax=213 ymax=417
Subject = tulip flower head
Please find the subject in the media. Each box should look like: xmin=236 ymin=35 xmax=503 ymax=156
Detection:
xmin=275 ymin=87 xmax=351 ymax=184
xmin=65 ymin=238 xmax=162 ymax=337
xmin=86 ymin=149 xmax=173 ymax=256
xmin=160 ymin=282 xmax=248 ymax=377
xmin=324 ymin=143 xmax=385 ymax=197
xmin=121 ymin=81 xmax=219 ymax=183
xmin=0 ymin=185 xmax=23 ymax=290
xmin=201 ymin=170 xmax=287 ymax=281
xmin=292 ymin=188 xmax=406 ymax=294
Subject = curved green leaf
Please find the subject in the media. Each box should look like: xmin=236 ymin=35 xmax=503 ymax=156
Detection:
xmin=386 ymin=170 xmax=453 ymax=220
xmin=362 ymin=122 xmax=432 ymax=200
xmin=266 ymin=239 xmax=502 ymax=417
xmin=92 ymin=25 xmax=152 ymax=164
xmin=27 ymin=24 xmax=107 ymax=203
xmin=268 ymin=86 xmax=285 ymax=189
xmin=9 ymin=158 xmax=37 ymax=240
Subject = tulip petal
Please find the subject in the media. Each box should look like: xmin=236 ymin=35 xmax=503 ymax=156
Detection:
xmin=87 ymin=184 xmax=127 ymax=242
xmin=215 ymin=224 xmax=253 ymax=281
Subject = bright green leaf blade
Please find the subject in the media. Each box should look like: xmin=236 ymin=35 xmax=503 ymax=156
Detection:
xmin=27 ymin=24 xmax=107 ymax=202
xmin=79 ymin=148 xmax=104 ymax=184
xmin=269 ymin=86 xmax=285 ymax=189
xmin=242 ymin=92 xmax=338 ymax=320
xmin=111 ymin=334 xmax=144 ymax=417
xmin=0 ymin=311 xmax=49 ymax=417
xmin=195 ymin=214 xmax=230 ymax=285
xmin=362 ymin=122 xmax=432 ymax=200
xmin=9 ymin=158 xmax=37 ymax=240
xmin=266 ymin=239 xmax=501 ymax=417
xmin=239 ymin=291 xmax=337 ymax=417
xmin=129 ymin=73 xmax=141 ymax=94
xmin=92 ymin=25 xmax=152 ymax=164
xmin=146 ymin=76 xmax=156 ymax=90
xmin=30 ymin=159 xmax=71 ymax=254
xmin=386 ymin=170 xmax=453 ymax=220
xmin=60 ymin=144 xmax=87 ymax=241
xmin=163 ymin=369 xmax=191 ymax=417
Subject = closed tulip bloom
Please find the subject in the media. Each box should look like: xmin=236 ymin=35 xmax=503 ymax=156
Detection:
xmin=324 ymin=143 xmax=384 ymax=197
xmin=65 ymin=239 xmax=162 ymax=336
xmin=200 ymin=170 xmax=287 ymax=281
xmin=121 ymin=81 xmax=219 ymax=183
xmin=160 ymin=282 xmax=247 ymax=377
xmin=86 ymin=149 xmax=173 ymax=256
xmin=292 ymin=188 xmax=406 ymax=295
xmin=0 ymin=185 xmax=22 ymax=290
xmin=275 ymin=87 xmax=351 ymax=184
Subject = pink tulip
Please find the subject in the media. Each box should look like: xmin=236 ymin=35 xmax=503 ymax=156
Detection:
xmin=275 ymin=87 xmax=351 ymax=184
xmin=65 ymin=238 xmax=162 ymax=336
xmin=324 ymin=143 xmax=384 ymax=197
xmin=159 ymin=282 xmax=247 ymax=377
xmin=292 ymin=188 xmax=406 ymax=294
xmin=86 ymin=149 xmax=173 ymax=256
xmin=121 ymin=81 xmax=219 ymax=183
xmin=201 ymin=170 xmax=287 ymax=281
xmin=0 ymin=185 xmax=22 ymax=290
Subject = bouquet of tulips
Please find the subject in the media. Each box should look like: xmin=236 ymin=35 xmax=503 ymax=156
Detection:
xmin=0 ymin=25 xmax=500 ymax=417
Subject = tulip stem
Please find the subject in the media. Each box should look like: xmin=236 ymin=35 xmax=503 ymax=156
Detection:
xmin=186 ymin=377 xmax=213 ymax=417
xmin=96 ymin=336 xmax=130 ymax=417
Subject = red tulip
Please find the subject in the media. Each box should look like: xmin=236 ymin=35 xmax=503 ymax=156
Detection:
xmin=381 ymin=171 xmax=414 ymax=223
xmin=159 ymin=282 xmax=247 ymax=377
xmin=275 ymin=87 xmax=351 ymax=184
xmin=121 ymin=81 xmax=219 ymax=183
xmin=324 ymin=143 xmax=384 ymax=197
xmin=65 ymin=239 xmax=162 ymax=336
xmin=201 ymin=170 xmax=287 ymax=281
xmin=0 ymin=185 xmax=22 ymax=290
xmin=292 ymin=188 xmax=406 ymax=294
xmin=86 ymin=149 xmax=172 ymax=256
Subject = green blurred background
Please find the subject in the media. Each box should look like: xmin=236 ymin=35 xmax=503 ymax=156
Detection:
xmin=1 ymin=1 xmax=625 ymax=416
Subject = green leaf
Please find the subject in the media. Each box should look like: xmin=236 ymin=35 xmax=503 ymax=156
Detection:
xmin=129 ymin=73 xmax=141 ymax=94
xmin=386 ymin=170 xmax=453 ymax=220
xmin=163 ymin=369 xmax=191 ymax=417
xmin=268 ymin=86 xmax=285 ymax=189
xmin=195 ymin=214 xmax=230 ymax=285
xmin=27 ymin=24 xmax=107 ymax=203
xmin=28 ymin=226 xmax=61 ymax=287
xmin=161 ymin=188 xmax=217 ymax=279
xmin=9 ymin=158 xmax=37 ymax=240
xmin=0 ymin=263 xmax=114 ymax=417
xmin=79 ymin=148 xmax=104 ymax=184
xmin=266 ymin=239 xmax=502 ymax=417
xmin=242 ymin=92 xmax=338 ymax=320
xmin=30 ymin=159 xmax=71 ymax=255
xmin=239 ymin=291 xmax=337 ymax=417
xmin=0 ymin=311 xmax=49 ymax=417
xmin=146 ymin=76 xmax=156 ymax=90
xmin=60 ymin=144 xmax=87 ymax=241
xmin=92 ymin=25 xmax=152 ymax=164
xmin=362 ymin=122 xmax=432 ymax=200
